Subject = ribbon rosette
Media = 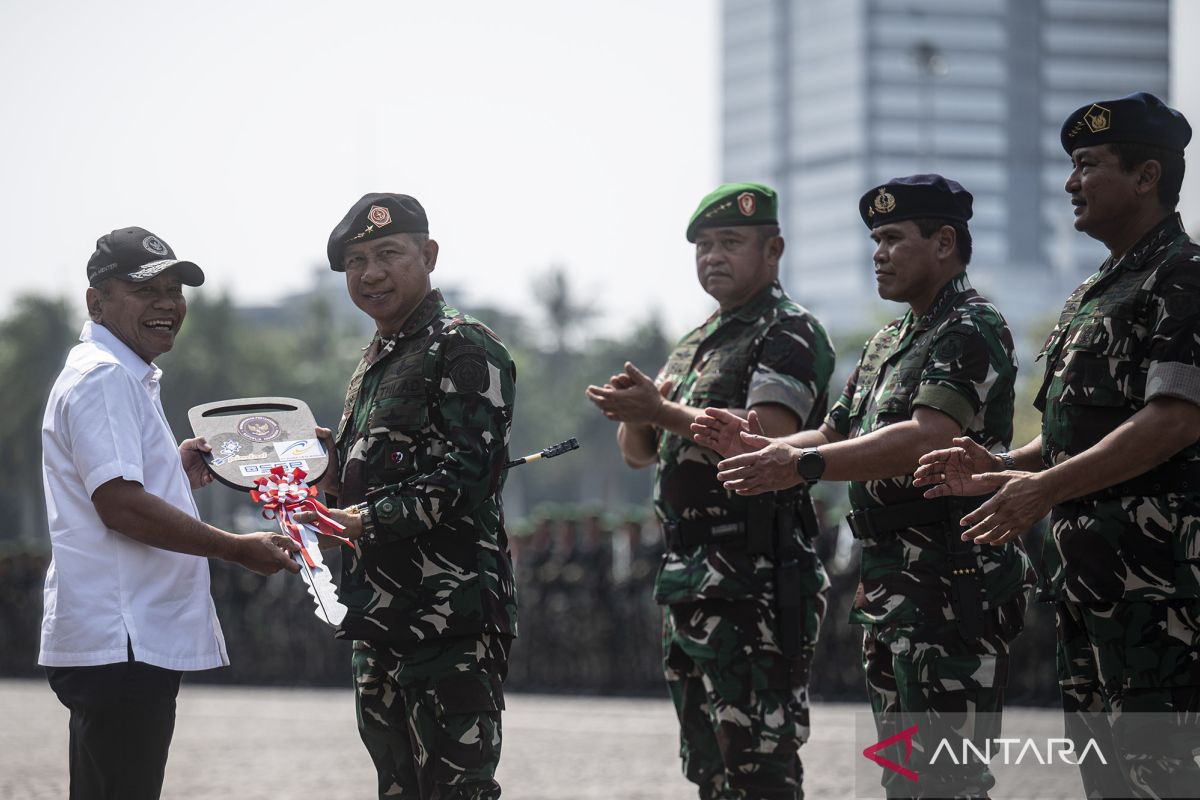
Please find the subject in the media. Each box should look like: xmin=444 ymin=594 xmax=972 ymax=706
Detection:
xmin=251 ymin=465 xmax=352 ymax=626
xmin=251 ymin=466 xmax=352 ymax=560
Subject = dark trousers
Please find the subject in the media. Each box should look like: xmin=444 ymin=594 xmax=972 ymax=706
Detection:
xmin=45 ymin=644 xmax=183 ymax=800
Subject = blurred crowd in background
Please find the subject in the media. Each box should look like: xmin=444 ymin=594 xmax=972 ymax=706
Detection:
xmin=1 ymin=503 xmax=1060 ymax=705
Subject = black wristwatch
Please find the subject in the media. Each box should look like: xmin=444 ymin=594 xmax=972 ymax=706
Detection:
xmin=355 ymin=501 xmax=377 ymax=544
xmin=795 ymin=448 xmax=826 ymax=482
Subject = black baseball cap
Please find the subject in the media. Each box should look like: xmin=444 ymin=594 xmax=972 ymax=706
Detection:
xmin=86 ymin=227 xmax=205 ymax=287
xmin=327 ymin=193 xmax=429 ymax=271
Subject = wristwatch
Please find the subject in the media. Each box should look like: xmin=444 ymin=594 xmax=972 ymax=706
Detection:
xmin=997 ymin=451 xmax=1017 ymax=470
xmin=795 ymin=448 xmax=826 ymax=482
xmin=355 ymin=501 xmax=377 ymax=544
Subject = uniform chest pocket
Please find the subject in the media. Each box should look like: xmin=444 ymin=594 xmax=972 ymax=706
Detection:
xmin=691 ymin=352 xmax=749 ymax=401
xmin=875 ymin=360 xmax=922 ymax=416
xmin=1057 ymin=352 xmax=1128 ymax=407
xmin=848 ymin=360 xmax=882 ymax=418
xmin=368 ymin=393 xmax=428 ymax=430
xmin=1058 ymin=305 xmax=1144 ymax=407
xmin=1065 ymin=303 xmax=1143 ymax=359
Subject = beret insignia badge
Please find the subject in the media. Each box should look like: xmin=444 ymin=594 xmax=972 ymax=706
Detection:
xmin=367 ymin=205 xmax=393 ymax=227
xmin=1084 ymin=104 xmax=1111 ymax=134
xmin=737 ymin=191 xmax=757 ymax=217
xmin=142 ymin=235 xmax=168 ymax=257
xmin=872 ymin=188 xmax=896 ymax=215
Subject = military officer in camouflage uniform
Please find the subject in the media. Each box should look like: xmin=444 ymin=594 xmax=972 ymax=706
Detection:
xmin=696 ymin=176 xmax=1035 ymax=798
xmin=587 ymin=183 xmax=835 ymax=799
xmin=916 ymin=93 xmax=1200 ymax=797
xmin=296 ymin=193 xmax=517 ymax=800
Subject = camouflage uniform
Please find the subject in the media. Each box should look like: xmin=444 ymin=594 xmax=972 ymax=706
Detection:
xmin=1035 ymin=214 xmax=1200 ymax=797
xmin=654 ymin=280 xmax=835 ymax=800
xmin=827 ymin=273 xmax=1035 ymax=797
xmin=331 ymin=288 xmax=517 ymax=800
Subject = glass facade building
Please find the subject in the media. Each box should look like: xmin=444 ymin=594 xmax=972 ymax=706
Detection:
xmin=722 ymin=0 xmax=1170 ymax=330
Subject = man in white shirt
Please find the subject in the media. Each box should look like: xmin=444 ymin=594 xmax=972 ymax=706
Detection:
xmin=40 ymin=226 xmax=299 ymax=800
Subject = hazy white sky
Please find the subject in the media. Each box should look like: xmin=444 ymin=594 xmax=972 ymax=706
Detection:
xmin=2 ymin=0 xmax=1198 ymax=338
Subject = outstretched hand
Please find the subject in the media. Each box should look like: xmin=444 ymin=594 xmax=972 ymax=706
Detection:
xmin=912 ymin=437 xmax=1003 ymax=498
xmin=585 ymin=362 xmax=672 ymax=425
xmin=691 ymin=407 xmax=766 ymax=458
xmin=234 ymin=532 xmax=301 ymax=575
xmin=294 ymin=505 xmax=363 ymax=548
xmin=955 ymin=471 xmax=1055 ymax=546
xmin=715 ymin=437 xmax=803 ymax=495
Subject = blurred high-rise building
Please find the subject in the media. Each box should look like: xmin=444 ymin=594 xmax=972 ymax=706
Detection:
xmin=721 ymin=0 xmax=1170 ymax=333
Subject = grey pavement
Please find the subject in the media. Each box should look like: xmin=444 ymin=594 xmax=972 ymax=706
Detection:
xmin=1 ymin=679 xmax=1077 ymax=799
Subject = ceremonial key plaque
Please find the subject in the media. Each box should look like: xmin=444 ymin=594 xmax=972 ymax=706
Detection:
xmin=188 ymin=397 xmax=329 ymax=490
xmin=189 ymin=397 xmax=348 ymax=627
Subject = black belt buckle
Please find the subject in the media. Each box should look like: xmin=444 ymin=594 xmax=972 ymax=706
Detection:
xmin=846 ymin=509 xmax=875 ymax=540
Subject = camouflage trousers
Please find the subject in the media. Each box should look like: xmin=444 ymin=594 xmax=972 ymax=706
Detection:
xmin=1057 ymin=598 xmax=1200 ymax=798
xmin=861 ymin=595 xmax=1026 ymax=799
xmin=663 ymin=589 xmax=828 ymax=800
xmin=353 ymin=633 xmax=511 ymax=800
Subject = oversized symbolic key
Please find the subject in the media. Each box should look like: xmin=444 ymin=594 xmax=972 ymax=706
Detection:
xmin=187 ymin=396 xmax=330 ymax=490
xmin=189 ymin=397 xmax=348 ymax=627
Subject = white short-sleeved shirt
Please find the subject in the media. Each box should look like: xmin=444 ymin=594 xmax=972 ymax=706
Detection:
xmin=39 ymin=321 xmax=229 ymax=671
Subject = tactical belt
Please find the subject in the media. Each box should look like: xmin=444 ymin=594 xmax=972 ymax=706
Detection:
xmin=661 ymin=493 xmax=819 ymax=556
xmin=1077 ymin=460 xmax=1200 ymax=502
xmin=661 ymin=518 xmax=749 ymax=552
xmin=845 ymin=495 xmax=988 ymax=540
xmin=846 ymin=495 xmax=989 ymax=640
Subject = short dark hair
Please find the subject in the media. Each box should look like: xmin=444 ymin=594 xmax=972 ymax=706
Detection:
xmin=911 ymin=218 xmax=972 ymax=266
xmin=1108 ymin=142 xmax=1185 ymax=208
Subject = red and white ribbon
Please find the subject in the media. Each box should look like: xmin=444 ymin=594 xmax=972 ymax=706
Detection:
xmin=251 ymin=466 xmax=352 ymax=567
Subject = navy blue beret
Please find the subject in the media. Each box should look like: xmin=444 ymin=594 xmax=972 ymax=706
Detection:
xmin=1060 ymin=91 xmax=1191 ymax=155
xmin=859 ymin=174 xmax=973 ymax=229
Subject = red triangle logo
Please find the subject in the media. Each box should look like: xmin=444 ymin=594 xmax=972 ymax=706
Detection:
xmin=862 ymin=724 xmax=920 ymax=782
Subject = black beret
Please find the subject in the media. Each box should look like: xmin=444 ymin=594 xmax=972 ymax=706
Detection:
xmin=328 ymin=193 xmax=428 ymax=271
xmin=858 ymin=174 xmax=973 ymax=229
xmin=1060 ymin=91 xmax=1191 ymax=155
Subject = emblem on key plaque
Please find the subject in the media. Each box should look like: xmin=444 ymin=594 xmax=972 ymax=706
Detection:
xmin=188 ymin=396 xmax=330 ymax=489
xmin=188 ymin=397 xmax=348 ymax=626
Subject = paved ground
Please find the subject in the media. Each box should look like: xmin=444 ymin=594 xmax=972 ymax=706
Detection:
xmin=0 ymin=679 xmax=1079 ymax=799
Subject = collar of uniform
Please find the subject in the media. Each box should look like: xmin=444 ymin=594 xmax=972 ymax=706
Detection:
xmin=367 ymin=287 xmax=447 ymax=353
xmin=725 ymin=281 xmax=783 ymax=323
xmin=80 ymin=320 xmax=162 ymax=386
xmin=1105 ymin=212 xmax=1186 ymax=275
xmin=396 ymin=288 xmax=445 ymax=338
xmin=911 ymin=272 xmax=972 ymax=332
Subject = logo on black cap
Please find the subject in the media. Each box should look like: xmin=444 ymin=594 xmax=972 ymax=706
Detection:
xmin=1084 ymin=104 xmax=1112 ymax=134
xmin=143 ymin=236 xmax=168 ymax=257
xmin=872 ymin=188 xmax=897 ymax=215
xmin=367 ymin=206 xmax=392 ymax=227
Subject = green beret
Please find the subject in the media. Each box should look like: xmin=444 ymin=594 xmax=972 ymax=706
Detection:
xmin=686 ymin=182 xmax=779 ymax=243
xmin=328 ymin=193 xmax=429 ymax=271
xmin=1061 ymin=91 xmax=1191 ymax=156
